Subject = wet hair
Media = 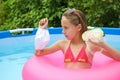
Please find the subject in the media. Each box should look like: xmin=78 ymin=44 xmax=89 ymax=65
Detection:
xmin=62 ymin=8 xmax=87 ymax=33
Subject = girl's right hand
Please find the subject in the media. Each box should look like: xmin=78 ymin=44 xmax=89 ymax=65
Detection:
xmin=35 ymin=50 xmax=41 ymax=56
xmin=38 ymin=18 xmax=48 ymax=29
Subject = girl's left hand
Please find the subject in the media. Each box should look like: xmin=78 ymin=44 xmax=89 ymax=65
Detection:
xmin=86 ymin=37 xmax=104 ymax=53
xmin=88 ymin=36 xmax=104 ymax=47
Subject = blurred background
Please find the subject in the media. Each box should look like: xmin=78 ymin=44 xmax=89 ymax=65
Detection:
xmin=0 ymin=0 xmax=120 ymax=31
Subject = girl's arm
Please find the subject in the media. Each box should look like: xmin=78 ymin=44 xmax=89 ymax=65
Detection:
xmin=88 ymin=37 xmax=120 ymax=61
xmin=100 ymin=42 xmax=120 ymax=61
xmin=35 ymin=40 xmax=65 ymax=56
xmin=35 ymin=17 xmax=60 ymax=56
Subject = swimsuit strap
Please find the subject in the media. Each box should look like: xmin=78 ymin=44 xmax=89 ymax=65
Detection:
xmin=64 ymin=42 xmax=74 ymax=62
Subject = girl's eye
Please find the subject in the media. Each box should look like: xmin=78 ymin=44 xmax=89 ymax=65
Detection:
xmin=64 ymin=27 xmax=67 ymax=29
xmin=62 ymin=26 xmax=68 ymax=29
xmin=64 ymin=27 xmax=68 ymax=29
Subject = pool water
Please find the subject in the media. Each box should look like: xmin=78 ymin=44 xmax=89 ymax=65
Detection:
xmin=0 ymin=34 xmax=120 ymax=80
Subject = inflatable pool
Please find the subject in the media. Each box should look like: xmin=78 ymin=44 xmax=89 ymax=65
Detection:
xmin=22 ymin=50 xmax=120 ymax=80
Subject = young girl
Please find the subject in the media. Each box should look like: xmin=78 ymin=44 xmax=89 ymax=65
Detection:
xmin=35 ymin=8 xmax=120 ymax=69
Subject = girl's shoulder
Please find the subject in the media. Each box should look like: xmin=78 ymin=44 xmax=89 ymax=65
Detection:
xmin=56 ymin=40 xmax=68 ymax=46
xmin=56 ymin=40 xmax=69 ymax=51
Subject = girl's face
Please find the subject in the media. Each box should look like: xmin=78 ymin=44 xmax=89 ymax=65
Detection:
xmin=61 ymin=16 xmax=81 ymax=40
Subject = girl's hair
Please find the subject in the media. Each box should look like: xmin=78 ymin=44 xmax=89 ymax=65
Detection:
xmin=62 ymin=8 xmax=87 ymax=33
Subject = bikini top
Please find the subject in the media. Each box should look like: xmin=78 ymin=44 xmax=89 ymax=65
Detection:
xmin=64 ymin=44 xmax=89 ymax=63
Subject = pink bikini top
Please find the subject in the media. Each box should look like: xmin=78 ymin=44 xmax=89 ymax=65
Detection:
xmin=64 ymin=44 xmax=89 ymax=63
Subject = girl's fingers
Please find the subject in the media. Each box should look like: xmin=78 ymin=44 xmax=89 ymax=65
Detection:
xmin=38 ymin=18 xmax=48 ymax=28
xmin=88 ymin=37 xmax=104 ymax=47
xmin=35 ymin=50 xmax=41 ymax=56
xmin=40 ymin=18 xmax=46 ymax=26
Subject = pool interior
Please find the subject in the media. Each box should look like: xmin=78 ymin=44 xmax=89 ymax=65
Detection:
xmin=0 ymin=28 xmax=120 ymax=80
xmin=0 ymin=34 xmax=65 ymax=80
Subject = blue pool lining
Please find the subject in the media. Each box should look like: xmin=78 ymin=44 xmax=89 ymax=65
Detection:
xmin=0 ymin=27 xmax=120 ymax=39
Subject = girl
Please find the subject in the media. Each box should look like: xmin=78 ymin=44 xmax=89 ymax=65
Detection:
xmin=35 ymin=8 xmax=120 ymax=69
